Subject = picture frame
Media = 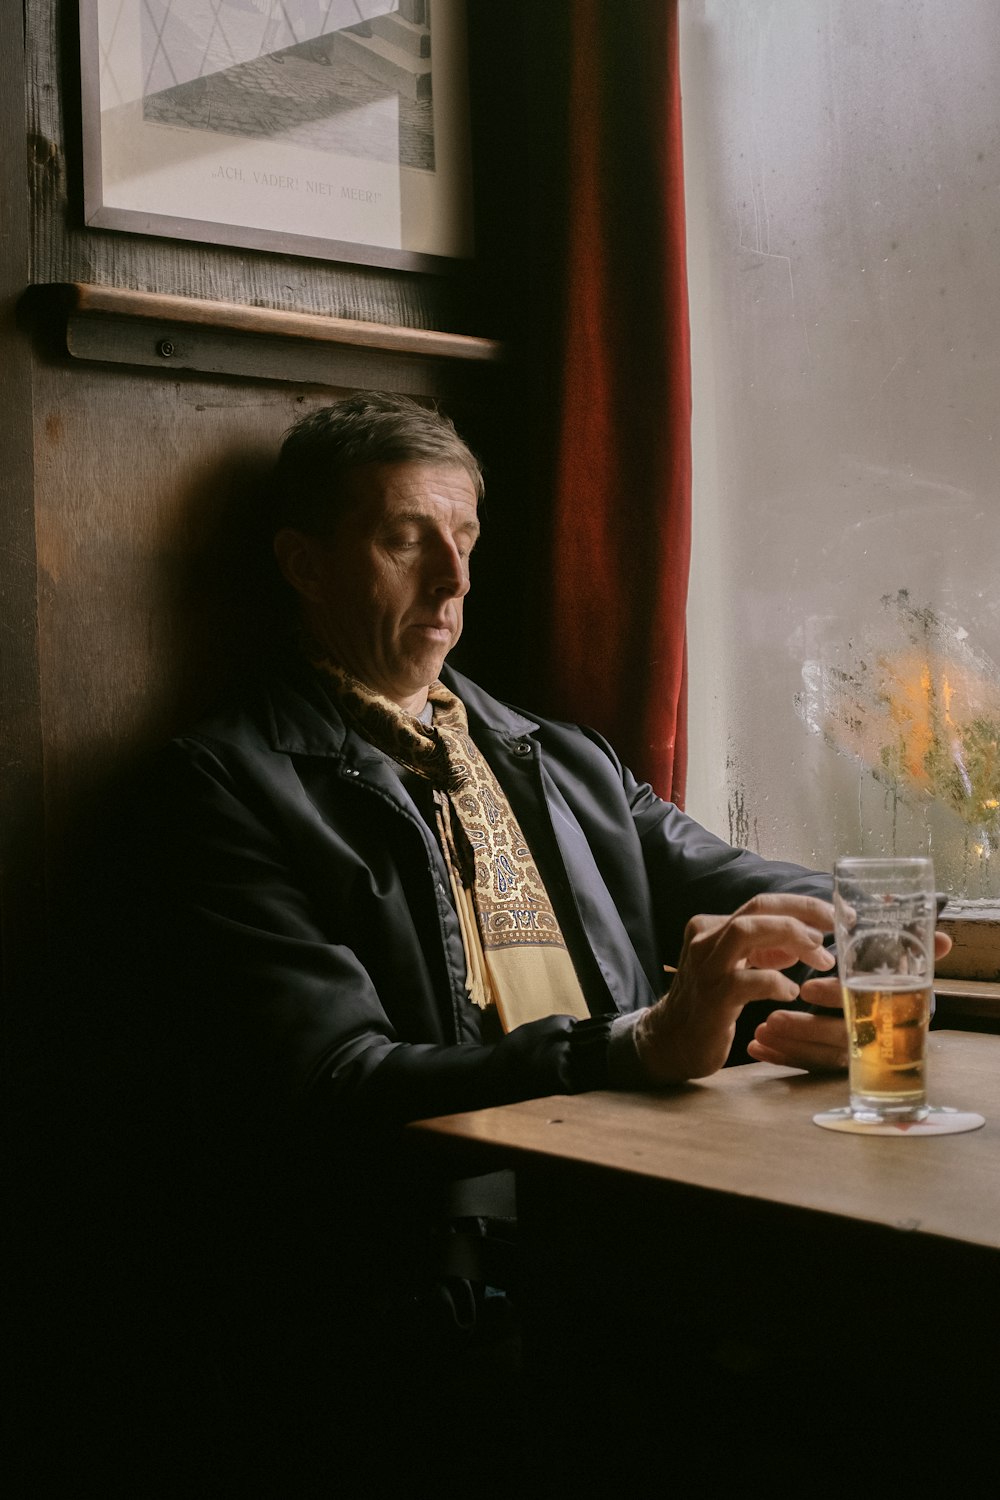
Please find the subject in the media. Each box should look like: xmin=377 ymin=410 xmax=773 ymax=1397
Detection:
xmin=79 ymin=0 xmax=473 ymax=272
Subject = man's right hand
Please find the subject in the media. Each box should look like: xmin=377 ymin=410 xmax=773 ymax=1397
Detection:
xmin=634 ymin=893 xmax=837 ymax=1085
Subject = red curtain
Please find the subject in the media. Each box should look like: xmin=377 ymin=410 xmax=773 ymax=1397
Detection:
xmin=547 ymin=1 xmax=692 ymax=805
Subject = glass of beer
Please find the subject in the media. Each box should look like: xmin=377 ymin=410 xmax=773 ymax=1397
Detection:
xmin=833 ymin=857 xmax=936 ymax=1123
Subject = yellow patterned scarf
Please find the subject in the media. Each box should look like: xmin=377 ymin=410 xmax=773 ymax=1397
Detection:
xmin=313 ymin=656 xmax=590 ymax=1032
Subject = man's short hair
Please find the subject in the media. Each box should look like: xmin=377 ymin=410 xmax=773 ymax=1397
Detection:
xmin=269 ymin=393 xmax=484 ymax=535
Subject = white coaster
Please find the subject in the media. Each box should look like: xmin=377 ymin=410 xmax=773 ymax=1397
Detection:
xmin=813 ymin=1105 xmax=986 ymax=1137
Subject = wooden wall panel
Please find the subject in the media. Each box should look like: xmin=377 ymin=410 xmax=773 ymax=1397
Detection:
xmin=31 ymin=361 xmax=350 ymax=838
xmin=0 ymin=0 xmax=45 ymax=996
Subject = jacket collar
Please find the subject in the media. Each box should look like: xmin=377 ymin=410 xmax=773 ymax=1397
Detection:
xmin=261 ymin=653 xmax=539 ymax=758
xmin=441 ymin=664 xmax=539 ymax=740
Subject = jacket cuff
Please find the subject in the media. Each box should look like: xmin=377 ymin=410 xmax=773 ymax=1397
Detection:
xmin=565 ymin=1015 xmax=615 ymax=1091
xmin=606 ymin=1010 xmax=651 ymax=1089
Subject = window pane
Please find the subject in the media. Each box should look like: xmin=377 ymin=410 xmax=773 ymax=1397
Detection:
xmin=681 ymin=0 xmax=1000 ymax=905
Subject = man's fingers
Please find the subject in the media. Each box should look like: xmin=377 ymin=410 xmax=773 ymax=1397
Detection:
xmin=686 ymin=894 xmax=834 ymax=941
xmin=747 ymin=941 xmax=836 ymax=971
xmin=750 ymin=1007 xmax=849 ymax=1071
xmin=708 ymin=913 xmax=835 ymax=974
xmin=757 ymin=1007 xmax=847 ymax=1045
xmin=746 ymin=1037 xmax=845 ymax=1071
xmin=800 ymin=975 xmax=845 ymax=1010
xmin=728 ymin=968 xmax=802 ymax=1006
xmin=736 ymin=892 xmax=836 ymax=928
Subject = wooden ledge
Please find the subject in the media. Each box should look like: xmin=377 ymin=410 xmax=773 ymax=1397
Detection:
xmin=45 ymin=283 xmax=503 ymax=394
xmin=935 ymin=978 xmax=1000 ymax=1024
xmin=64 ymin=283 xmax=502 ymax=361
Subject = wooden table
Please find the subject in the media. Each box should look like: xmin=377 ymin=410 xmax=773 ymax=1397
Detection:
xmin=411 ymin=1031 xmax=1000 ymax=1478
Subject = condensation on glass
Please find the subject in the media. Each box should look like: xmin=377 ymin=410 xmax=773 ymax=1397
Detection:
xmin=680 ymin=0 xmax=1000 ymax=905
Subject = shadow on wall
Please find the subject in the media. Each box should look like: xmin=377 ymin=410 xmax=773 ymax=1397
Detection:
xmin=8 ymin=446 xmax=298 ymax=1490
xmin=44 ymin=440 xmax=295 ymax=866
xmin=153 ymin=446 xmax=293 ymax=731
xmin=33 ymin=434 xmax=295 ymax=980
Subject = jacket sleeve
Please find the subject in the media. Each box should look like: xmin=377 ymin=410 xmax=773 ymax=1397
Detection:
xmin=142 ymin=740 xmax=612 ymax=1132
xmin=627 ymin=770 xmax=834 ymax=962
xmin=542 ymin=719 xmax=833 ymax=969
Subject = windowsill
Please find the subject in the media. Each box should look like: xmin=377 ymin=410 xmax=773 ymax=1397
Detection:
xmin=937 ymin=910 xmax=1000 ymax=982
xmin=935 ymin=978 xmax=1000 ymax=1028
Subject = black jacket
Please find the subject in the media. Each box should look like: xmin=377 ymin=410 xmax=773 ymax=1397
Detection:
xmin=141 ymin=653 xmax=830 ymax=1136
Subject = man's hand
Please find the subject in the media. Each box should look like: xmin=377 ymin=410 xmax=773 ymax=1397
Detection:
xmin=748 ymin=929 xmax=954 ymax=1071
xmin=636 ymin=894 xmax=837 ymax=1085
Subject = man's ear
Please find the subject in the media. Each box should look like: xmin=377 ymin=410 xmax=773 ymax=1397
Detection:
xmin=273 ymin=529 xmax=329 ymax=604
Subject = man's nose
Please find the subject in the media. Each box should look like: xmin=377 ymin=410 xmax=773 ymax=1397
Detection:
xmin=430 ymin=538 xmax=470 ymax=597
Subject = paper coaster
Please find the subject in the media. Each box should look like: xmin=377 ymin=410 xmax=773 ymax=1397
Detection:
xmin=813 ymin=1105 xmax=986 ymax=1136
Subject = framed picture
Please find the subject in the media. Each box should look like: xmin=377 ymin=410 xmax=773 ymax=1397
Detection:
xmin=79 ymin=0 xmax=473 ymax=271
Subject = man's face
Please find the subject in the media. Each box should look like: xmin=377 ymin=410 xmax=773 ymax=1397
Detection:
xmin=282 ymin=461 xmax=480 ymax=715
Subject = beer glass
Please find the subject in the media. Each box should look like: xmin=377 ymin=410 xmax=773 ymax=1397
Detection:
xmin=833 ymin=857 xmax=936 ymax=1123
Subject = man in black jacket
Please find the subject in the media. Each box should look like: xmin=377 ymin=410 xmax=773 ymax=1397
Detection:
xmin=54 ymin=393 xmax=944 ymax=1488
xmin=164 ymin=391 xmax=850 ymax=1130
